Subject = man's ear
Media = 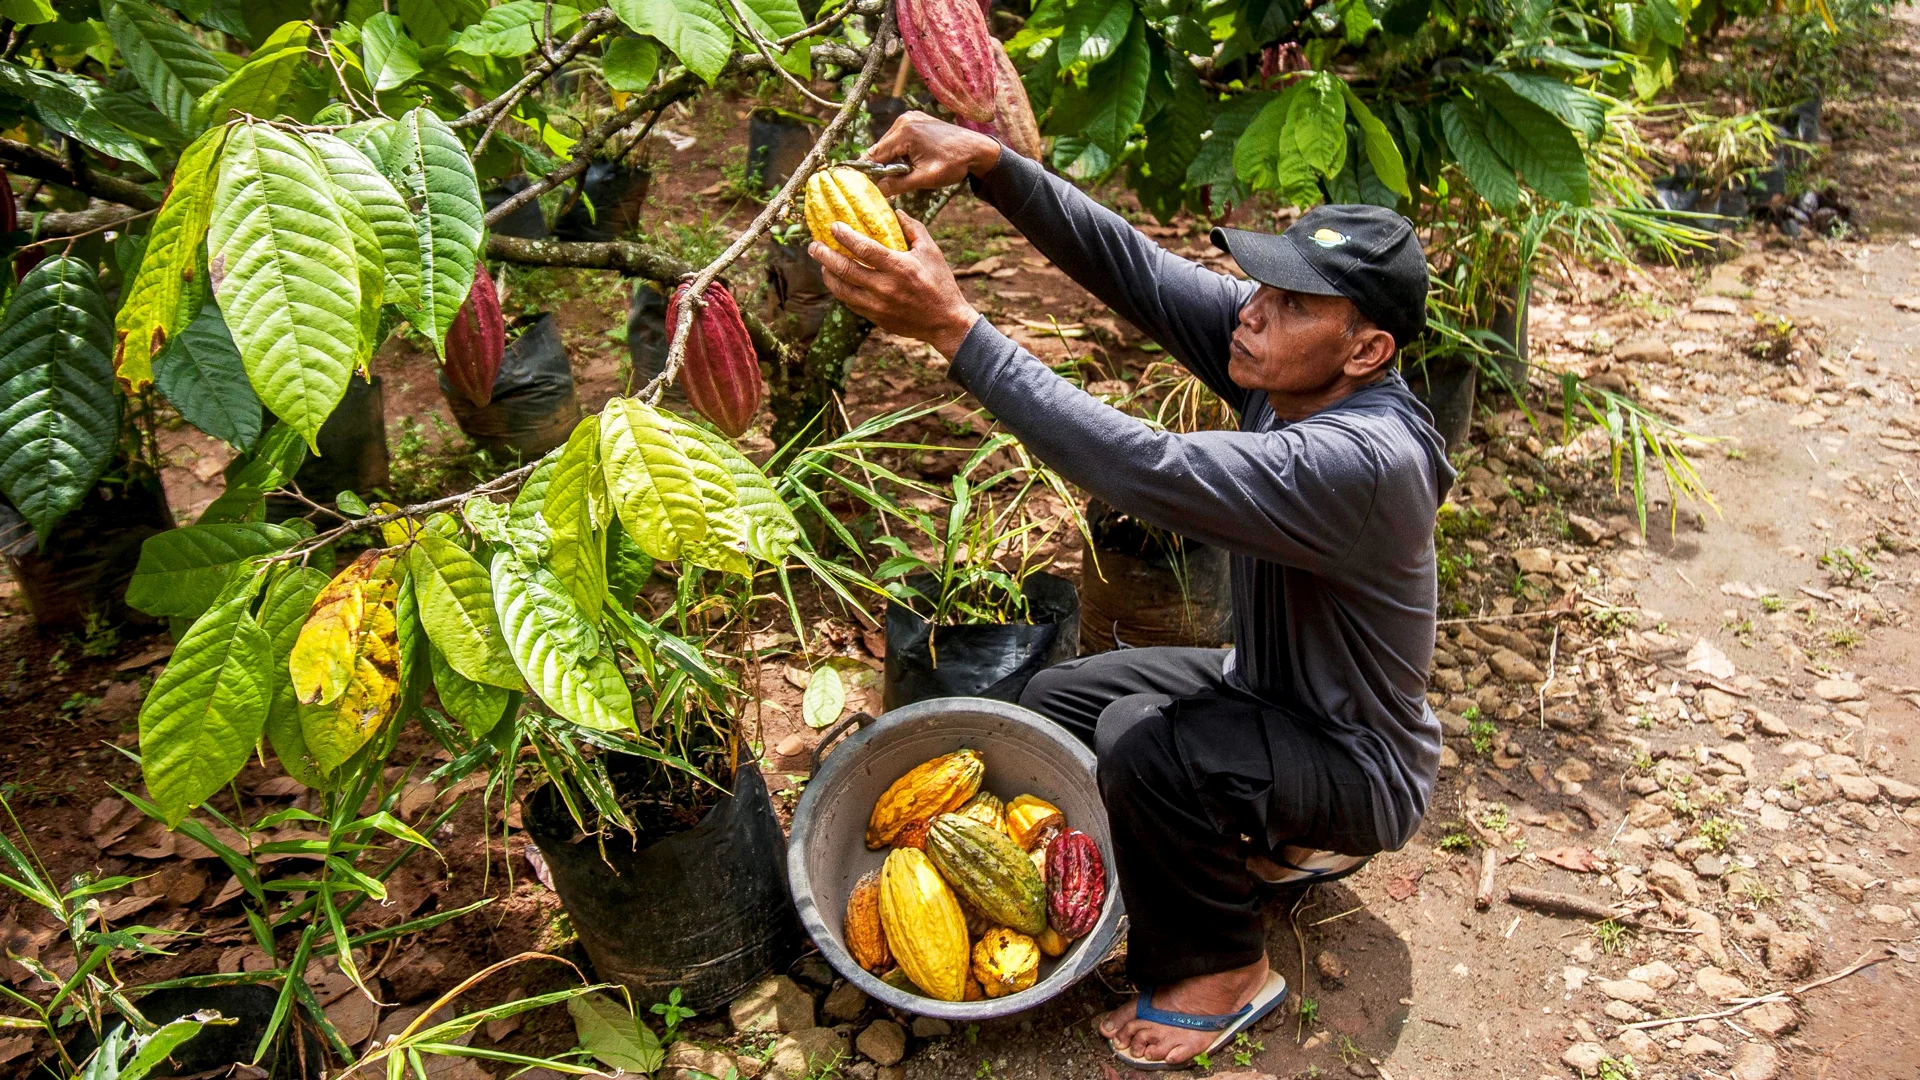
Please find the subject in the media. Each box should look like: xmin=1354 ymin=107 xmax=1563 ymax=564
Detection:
xmin=1344 ymin=328 xmax=1397 ymax=379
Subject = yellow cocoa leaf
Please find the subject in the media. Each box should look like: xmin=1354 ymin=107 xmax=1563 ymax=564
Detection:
xmin=300 ymin=598 xmax=402 ymax=772
xmin=287 ymin=550 xmax=396 ymax=706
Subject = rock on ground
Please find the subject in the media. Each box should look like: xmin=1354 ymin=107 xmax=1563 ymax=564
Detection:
xmin=767 ymin=1028 xmax=849 ymax=1080
xmin=855 ymin=1019 xmax=906 ymax=1066
xmin=1731 ymin=1043 xmax=1782 ymax=1080
xmin=1561 ymin=1041 xmax=1608 ymax=1074
xmin=730 ymin=975 xmax=816 ymax=1034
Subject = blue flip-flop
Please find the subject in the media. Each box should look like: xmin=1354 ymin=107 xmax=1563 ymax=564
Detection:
xmin=1108 ymin=970 xmax=1288 ymax=1071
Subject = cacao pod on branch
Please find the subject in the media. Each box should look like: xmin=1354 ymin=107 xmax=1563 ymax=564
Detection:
xmin=665 ymin=280 xmax=763 ymax=438
xmin=443 ymin=263 xmax=505 ymax=407
xmin=988 ymin=45 xmax=1044 ymax=162
xmin=804 ymin=166 xmax=909 ymax=260
xmin=897 ymin=0 xmax=998 ymax=123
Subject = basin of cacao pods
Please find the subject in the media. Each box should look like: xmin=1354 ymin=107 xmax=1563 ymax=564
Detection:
xmin=786 ymin=696 xmax=1123 ymax=1019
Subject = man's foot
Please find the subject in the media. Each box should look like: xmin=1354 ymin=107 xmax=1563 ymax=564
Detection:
xmin=1246 ymin=845 xmax=1369 ymax=886
xmin=1099 ymin=955 xmax=1272 ymax=1068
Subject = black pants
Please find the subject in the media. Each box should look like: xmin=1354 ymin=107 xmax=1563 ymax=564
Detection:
xmin=1020 ymin=647 xmax=1381 ymax=985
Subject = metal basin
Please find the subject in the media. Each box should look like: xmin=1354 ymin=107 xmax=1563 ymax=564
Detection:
xmin=786 ymin=697 xmax=1124 ymax=1019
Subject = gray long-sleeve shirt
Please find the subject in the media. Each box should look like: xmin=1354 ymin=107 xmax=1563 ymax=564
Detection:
xmin=948 ymin=150 xmax=1452 ymax=851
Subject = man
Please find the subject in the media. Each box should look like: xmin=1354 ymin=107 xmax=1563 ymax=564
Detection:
xmin=809 ymin=113 xmax=1451 ymax=1070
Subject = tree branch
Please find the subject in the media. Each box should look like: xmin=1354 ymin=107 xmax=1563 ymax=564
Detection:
xmin=0 ymin=138 xmax=159 ymax=210
xmin=485 ymin=232 xmax=790 ymax=360
xmin=642 ymin=10 xmax=895 ymax=405
xmin=449 ymin=7 xmax=622 ymax=131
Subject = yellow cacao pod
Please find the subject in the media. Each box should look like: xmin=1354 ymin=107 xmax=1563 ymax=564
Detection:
xmin=956 ymin=791 xmax=1007 ymax=834
xmin=972 ymin=928 xmax=1040 ymax=999
xmin=844 ymin=869 xmax=892 ymax=974
xmin=867 ymin=749 xmax=984 ymax=849
xmin=1005 ymin=794 xmax=1066 ymax=851
xmin=1034 ymin=926 xmax=1069 ymax=958
xmin=805 ymin=166 xmax=908 ymax=260
xmin=878 ymin=847 xmax=970 ymax=1001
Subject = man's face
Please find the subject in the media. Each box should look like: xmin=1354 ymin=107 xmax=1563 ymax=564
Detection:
xmin=1228 ymin=285 xmax=1379 ymax=394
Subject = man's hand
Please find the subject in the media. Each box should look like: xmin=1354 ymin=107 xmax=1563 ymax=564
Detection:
xmin=811 ymin=213 xmax=980 ymax=359
xmin=863 ymin=112 xmax=1002 ymax=198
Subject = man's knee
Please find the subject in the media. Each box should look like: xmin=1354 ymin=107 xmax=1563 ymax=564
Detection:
xmin=1017 ymin=660 xmax=1083 ymax=718
xmin=1095 ymin=696 xmax=1178 ymax=796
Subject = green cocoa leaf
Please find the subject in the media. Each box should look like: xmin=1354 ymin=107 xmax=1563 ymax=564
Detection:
xmin=138 ymin=576 xmax=273 ymax=825
xmin=325 ymin=171 xmax=387 ymax=371
xmin=1339 ymin=84 xmax=1409 ymax=199
xmin=407 ymin=531 xmax=524 ymax=689
xmin=1440 ymin=98 xmax=1518 ymax=213
xmin=306 ymin=131 xmax=423 ymax=318
xmin=509 ymin=447 xmax=562 ymax=528
xmin=598 ymin=397 xmax=706 ymax=562
xmin=209 ymin=121 xmax=364 ymax=451
xmin=126 ymin=521 xmax=301 ymax=618
xmin=116 ymin=124 xmax=227 ymax=393
xmin=1480 ymin=78 xmax=1589 ymax=206
xmin=677 ymin=420 xmax=798 ymax=565
xmin=611 ymin=0 xmax=731 ymax=84
xmin=153 ymin=302 xmax=262 ymax=451
xmin=429 ymin=644 xmax=509 ymax=736
xmin=0 ymin=256 xmax=118 ymax=544
xmin=397 ymin=0 xmax=487 ymax=45
xmin=491 ymin=553 xmax=635 ymax=732
xmin=545 ymin=415 xmax=608 ymax=618
xmin=801 ymin=664 xmax=843 ymax=729
xmin=451 ymin=0 xmax=581 ymax=56
xmin=601 ymin=36 xmax=659 ymax=91
xmin=104 ymin=0 xmax=227 ymax=131
xmin=1290 ymin=71 xmax=1347 ymax=176
xmin=360 ymin=12 xmax=423 ymax=90
xmin=259 ymin=565 xmax=329 ymax=788
xmin=384 ymin=107 xmax=483 ymax=357
xmin=192 ymin=20 xmax=313 ymax=129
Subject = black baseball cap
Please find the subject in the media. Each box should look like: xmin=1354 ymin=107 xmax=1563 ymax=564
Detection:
xmin=1212 ymin=204 xmax=1428 ymax=348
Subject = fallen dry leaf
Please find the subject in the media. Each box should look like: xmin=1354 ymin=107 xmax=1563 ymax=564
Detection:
xmin=1385 ymin=868 xmax=1425 ymax=901
xmin=1537 ymin=846 xmax=1605 ymax=873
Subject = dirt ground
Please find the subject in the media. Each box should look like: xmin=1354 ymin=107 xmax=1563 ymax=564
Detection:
xmin=10 ymin=10 xmax=1920 ymax=1080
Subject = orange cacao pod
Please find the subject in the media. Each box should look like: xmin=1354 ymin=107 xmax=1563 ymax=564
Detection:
xmin=845 ymin=869 xmax=893 ymax=974
xmin=443 ymin=263 xmax=504 ymax=407
xmin=1046 ymin=828 xmax=1105 ymax=939
xmin=988 ymin=45 xmax=1044 ymax=162
xmin=666 ymin=281 xmax=762 ymax=438
xmin=898 ymin=0 xmax=998 ymax=123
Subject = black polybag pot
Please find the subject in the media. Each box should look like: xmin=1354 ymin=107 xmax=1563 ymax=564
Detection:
xmin=523 ymin=758 xmax=803 ymax=1012
xmin=625 ymin=283 xmax=686 ymax=409
xmin=46 ymin=985 xmax=322 ymax=1079
xmin=267 ymin=374 xmax=389 ymax=520
xmin=883 ymin=571 xmax=1079 ymax=709
xmin=1407 ymin=353 xmax=1476 ymax=453
xmin=553 ymin=163 xmax=651 ymax=242
xmin=747 ymin=109 xmax=815 ymax=193
xmin=483 ymin=177 xmax=550 ymax=241
xmin=440 ymin=313 xmax=582 ymax=460
xmin=0 ymin=470 xmax=172 ymax=631
xmin=1077 ymin=498 xmax=1230 ymax=653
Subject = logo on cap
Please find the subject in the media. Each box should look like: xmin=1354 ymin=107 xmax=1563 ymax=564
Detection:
xmin=1310 ymin=228 xmax=1349 ymax=248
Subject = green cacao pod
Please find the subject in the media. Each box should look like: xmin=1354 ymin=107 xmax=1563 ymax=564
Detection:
xmin=443 ymin=263 xmax=504 ymax=407
xmin=897 ymin=0 xmax=997 ymax=123
xmin=867 ymin=749 xmax=984 ymax=849
xmin=926 ymin=812 xmax=1047 ymax=936
xmin=1046 ymin=827 xmax=1106 ymax=939
xmin=666 ymin=281 xmax=761 ymax=438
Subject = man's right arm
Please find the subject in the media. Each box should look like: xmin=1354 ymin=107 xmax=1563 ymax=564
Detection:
xmin=969 ymin=151 xmax=1254 ymax=410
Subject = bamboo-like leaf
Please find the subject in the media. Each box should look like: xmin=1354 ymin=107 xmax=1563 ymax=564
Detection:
xmin=115 ymin=124 xmax=227 ymax=393
xmin=208 ymin=120 xmax=363 ymax=451
xmin=126 ymin=521 xmax=301 ymax=618
xmin=491 ymin=554 xmax=634 ymax=732
xmin=384 ymin=107 xmax=483 ymax=357
xmin=192 ymin=20 xmax=313 ymax=129
xmin=103 ymin=0 xmax=226 ymax=132
xmin=138 ymin=575 xmax=271 ymax=825
xmin=307 ymin=132 xmax=423 ymax=311
xmin=544 ymin=416 xmax=608 ymax=618
xmin=598 ymin=397 xmax=705 ymax=562
xmin=153 ymin=303 xmax=262 ymax=451
xmin=259 ymin=565 xmax=329 ymax=788
xmin=0 ymin=256 xmax=118 ymax=543
xmin=429 ymin=645 xmax=509 ymax=736
xmin=407 ymin=531 xmax=524 ymax=689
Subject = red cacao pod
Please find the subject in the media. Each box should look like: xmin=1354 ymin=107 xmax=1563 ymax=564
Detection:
xmin=667 ymin=281 xmax=762 ymax=438
xmin=988 ymin=45 xmax=1043 ymax=162
xmin=1045 ymin=827 xmax=1105 ymax=939
xmin=443 ymin=263 xmax=504 ymax=407
xmin=898 ymin=0 xmax=998 ymax=124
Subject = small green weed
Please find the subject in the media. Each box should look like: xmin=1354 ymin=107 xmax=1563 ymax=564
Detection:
xmin=1437 ymin=830 xmax=1474 ymax=853
xmin=1597 ymin=1055 xmax=1640 ymax=1080
xmin=1592 ymin=919 xmax=1630 ymax=955
xmin=1231 ymin=1032 xmax=1263 ymax=1067
xmin=1695 ymin=815 xmax=1741 ymax=852
xmin=1819 ymin=546 xmax=1875 ymax=585
xmin=1468 ymin=719 xmax=1498 ymax=757
xmin=650 ymin=988 xmax=695 ymax=1043
xmin=1760 ymin=594 xmax=1785 ymax=613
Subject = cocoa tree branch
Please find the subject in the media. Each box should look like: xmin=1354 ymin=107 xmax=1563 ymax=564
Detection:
xmin=719 ymin=0 xmax=840 ymax=111
xmin=0 ymin=137 xmax=159 ymax=210
xmin=773 ymin=0 xmax=886 ymax=49
xmin=485 ymin=232 xmax=790 ymax=360
xmin=642 ymin=9 xmax=895 ymax=405
xmin=263 ymin=463 xmax=542 ymax=565
xmin=450 ymin=7 xmax=621 ymax=130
